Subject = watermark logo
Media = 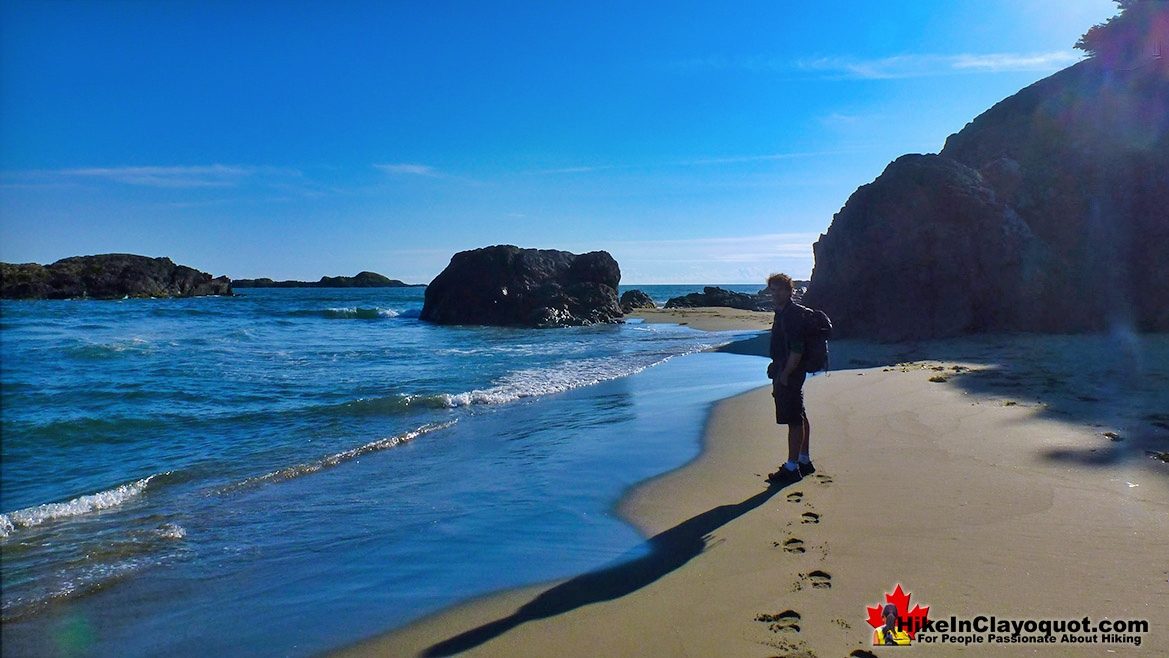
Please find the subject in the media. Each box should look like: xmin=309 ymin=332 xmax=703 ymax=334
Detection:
xmin=862 ymin=583 xmax=1151 ymax=648
xmin=865 ymin=584 xmax=930 ymax=646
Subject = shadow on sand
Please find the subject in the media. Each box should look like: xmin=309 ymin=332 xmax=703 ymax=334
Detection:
xmin=829 ymin=333 xmax=1169 ymax=472
xmin=422 ymin=483 xmax=789 ymax=656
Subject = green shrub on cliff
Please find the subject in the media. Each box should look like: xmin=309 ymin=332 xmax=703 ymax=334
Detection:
xmin=1075 ymin=0 xmax=1168 ymax=65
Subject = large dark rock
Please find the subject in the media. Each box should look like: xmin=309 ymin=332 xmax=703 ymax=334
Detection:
xmin=420 ymin=245 xmax=622 ymax=327
xmin=665 ymin=286 xmax=773 ymax=312
xmin=1 ymin=254 xmax=233 ymax=300
xmin=804 ymin=155 xmax=1056 ymax=341
xmin=619 ymin=289 xmax=657 ymax=312
xmin=233 ymin=271 xmax=419 ymax=288
xmin=805 ymin=52 xmax=1168 ymax=339
xmin=940 ymin=57 xmax=1169 ymax=334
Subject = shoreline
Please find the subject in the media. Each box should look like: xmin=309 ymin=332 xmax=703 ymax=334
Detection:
xmin=330 ymin=310 xmax=1169 ymax=657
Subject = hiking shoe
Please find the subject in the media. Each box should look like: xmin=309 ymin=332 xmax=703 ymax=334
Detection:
xmin=766 ymin=466 xmax=802 ymax=486
xmin=799 ymin=461 xmax=816 ymax=476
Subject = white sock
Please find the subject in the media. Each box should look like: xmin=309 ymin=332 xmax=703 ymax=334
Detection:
xmin=783 ymin=460 xmax=799 ymax=471
xmin=798 ymin=453 xmax=811 ymax=464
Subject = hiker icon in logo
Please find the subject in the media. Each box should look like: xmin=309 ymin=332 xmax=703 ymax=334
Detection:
xmin=873 ymin=603 xmax=912 ymax=646
xmin=866 ymin=584 xmax=929 ymax=646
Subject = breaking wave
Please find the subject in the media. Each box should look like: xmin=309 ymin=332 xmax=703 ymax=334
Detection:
xmin=323 ymin=343 xmax=721 ymax=417
xmin=223 ymin=421 xmax=458 ymax=491
xmin=439 ymin=347 xmax=714 ymax=407
xmin=0 ymin=474 xmax=168 ymax=538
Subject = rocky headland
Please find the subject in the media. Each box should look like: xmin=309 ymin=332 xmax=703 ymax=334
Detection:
xmin=232 ymin=271 xmax=420 ymax=288
xmin=420 ymin=245 xmax=622 ymax=327
xmin=1 ymin=254 xmax=233 ymax=300
xmin=804 ymin=10 xmax=1168 ymax=341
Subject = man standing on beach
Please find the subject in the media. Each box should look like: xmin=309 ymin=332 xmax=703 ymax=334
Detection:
xmin=766 ymin=273 xmax=813 ymax=485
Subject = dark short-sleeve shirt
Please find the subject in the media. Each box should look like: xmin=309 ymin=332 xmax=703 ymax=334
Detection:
xmin=770 ymin=302 xmax=806 ymax=364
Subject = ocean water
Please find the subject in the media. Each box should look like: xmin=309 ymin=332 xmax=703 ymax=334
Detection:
xmin=0 ymin=285 xmax=768 ymax=657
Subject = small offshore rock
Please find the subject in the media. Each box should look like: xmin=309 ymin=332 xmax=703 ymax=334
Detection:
xmin=619 ymin=289 xmax=657 ymax=313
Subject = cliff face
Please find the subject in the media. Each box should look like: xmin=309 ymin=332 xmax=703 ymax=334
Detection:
xmin=805 ymin=56 xmax=1169 ymax=340
xmin=1 ymin=254 xmax=233 ymax=299
xmin=940 ymin=58 xmax=1169 ymax=333
xmin=806 ymin=154 xmax=1058 ymax=341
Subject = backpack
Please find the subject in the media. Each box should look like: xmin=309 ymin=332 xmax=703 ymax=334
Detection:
xmin=782 ymin=303 xmax=833 ymax=373
xmin=800 ymin=306 xmax=833 ymax=372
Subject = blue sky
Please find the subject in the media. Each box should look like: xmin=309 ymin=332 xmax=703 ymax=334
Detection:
xmin=0 ymin=0 xmax=1118 ymax=283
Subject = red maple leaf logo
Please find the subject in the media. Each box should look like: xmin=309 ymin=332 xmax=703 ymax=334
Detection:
xmin=866 ymin=584 xmax=930 ymax=640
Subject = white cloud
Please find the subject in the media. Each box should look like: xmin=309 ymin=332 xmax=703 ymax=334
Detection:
xmin=52 ymin=164 xmax=283 ymax=188
xmin=949 ymin=51 xmax=1081 ymax=71
xmin=2 ymin=164 xmax=301 ymax=190
xmin=374 ymin=163 xmax=441 ymax=177
xmin=819 ymin=112 xmax=866 ymax=127
xmin=527 ymin=164 xmax=626 ymax=175
xmin=795 ymin=51 xmax=1082 ymax=79
xmin=535 ymin=164 xmax=617 ymax=175
xmin=530 ymin=150 xmax=857 ymax=176
xmin=669 ymin=50 xmax=1086 ymax=79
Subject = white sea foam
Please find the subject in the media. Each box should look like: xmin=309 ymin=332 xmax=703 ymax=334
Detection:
xmin=324 ymin=307 xmax=400 ymax=319
xmin=156 ymin=523 xmax=186 ymax=540
xmin=66 ymin=337 xmax=154 ymax=359
xmin=229 ymin=420 xmax=457 ymax=490
xmin=0 ymin=475 xmax=160 ymax=538
xmin=434 ymin=343 xmax=566 ymax=357
xmin=436 ymin=347 xmax=716 ymax=408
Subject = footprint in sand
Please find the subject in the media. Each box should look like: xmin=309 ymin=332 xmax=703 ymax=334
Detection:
xmin=801 ymin=512 xmax=820 ymax=524
xmin=850 ymin=651 xmax=879 ymax=658
xmin=786 ymin=491 xmax=803 ymax=503
xmin=781 ymin=538 xmax=805 ymax=553
xmin=805 ymin=570 xmax=832 ymax=589
xmin=755 ymin=609 xmax=801 ymax=633
xmin=813 ymin=474 xmax=833 ymax=485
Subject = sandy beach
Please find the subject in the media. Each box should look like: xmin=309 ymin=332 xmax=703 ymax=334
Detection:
xmin=332 ymin=308 xmax=1169 ymax=657
xmin=629 ymin=307 xmax=776 ymax=332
